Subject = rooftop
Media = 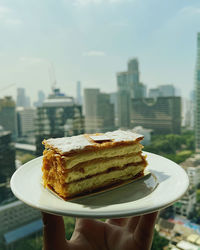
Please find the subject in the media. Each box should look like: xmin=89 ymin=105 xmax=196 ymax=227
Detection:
xmin=0 ymin=200 xmax=22 ymax=212
xmin=15 ymin=143 xmax=36 ymax=153
xmin=4 ymin=219 xmax=43 ymax=245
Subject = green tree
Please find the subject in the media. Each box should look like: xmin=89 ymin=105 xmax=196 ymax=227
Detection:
xmin=63 ymin=217 xmax=75 ymax=240
xmin=11 ymin=235 xmax=43 ymax=250
xmin=151 ymin=230 xmax=169 ymax=250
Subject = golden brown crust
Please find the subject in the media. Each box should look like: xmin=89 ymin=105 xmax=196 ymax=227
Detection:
xmin=47 ymin=170 xmax=145 ymax=200
xmin=42 ymin=130 xmax=146 ymax=200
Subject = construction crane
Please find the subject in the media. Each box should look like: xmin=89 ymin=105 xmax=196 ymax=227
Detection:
xmin=48 ymin=63 xmax=57 ymax=92
xmin=0 ymin=83 xmax=16 ymax=92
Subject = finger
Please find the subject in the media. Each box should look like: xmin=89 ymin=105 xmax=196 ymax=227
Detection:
xmin=134 ymin=212 xmax=158 ymax=249
xmin=106 ymin=218 xmax=129 ymax=227
xmin=71 ymin=218 xmax=105 ymax=248
xmin=74 ymin=218 xmax=105 ymax=234
xmin=42 ymin=212 xmax=69 ymax=250
xmin=126 ymin=216 xmax=141 ymax=232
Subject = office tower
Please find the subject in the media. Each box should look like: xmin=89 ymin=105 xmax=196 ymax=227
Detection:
xmin=0 ymin=96 xmax=17 ymax=140
xmin=117 ymin=73 xmax=131 ymax=128
xmin=17 ymin=107 xmax=36 ymax=141
xmin=0 ymin=126 xmax=15 ymax=204
xmin=84 ymin=89 xmax=100 ymax=132
xmin=16 ymin=88 xmax=30 ymax=108
xmin=195 ymin=33 xmax=200 ymax=152
xmin=183 ymin=97 xmax=194 ymax=129
xmin=149 ymin=88 xmax=160 ymax=98
xmin=110 ymin=92 xmax=118 ymax=126
xmin=84 ymin=89 xmax=115 ymax=133
xmin=35 ymin=88 xmax=84 ymax=155
xmin=159 ymin=84 xmax=175 ymax=97
xmin=117 ymin=58 xmax=146 ymax=128
xmin=34 ymin=90 xmax=46 ymax=107
xmin=16 ymin=88 xmax=26 ymax=107
xmin=149 ymin=84 xmax=175 ymax=98
xmin=76 ymin=81 xmax=82 ymax=105
xmin=130 ymin=97 xmax=181 ymax=134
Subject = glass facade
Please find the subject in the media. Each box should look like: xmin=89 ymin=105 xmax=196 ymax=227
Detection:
xmin=195 ymin=33 xmax=200 ymax=151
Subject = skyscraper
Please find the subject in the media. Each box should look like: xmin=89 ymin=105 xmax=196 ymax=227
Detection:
xmin=35 ymin=88 xmax=84 ymax=155
xmin=16 ymin=88 xmax=30 ymax=108
xmin=34 ymin=90 xmax=45 ymax=107
xmin=117 ymin=58 xmax=146 ymax=128
xmin=149 ymin=84 xmax=175 ymax=98
xmin=0 ymin=96 xmax=17 ymax=140
xmin=0 ymin=126 xmax=15 ymax=204
xmin=195 ymin=33 xmax=200 ymax=152
xmin=17 ymin=107 xmax=36 ymax=140
xmin=76 ymin=81 xmax=82 ymax=105
xmin=130 ymin=97 xmax=181 ymax=134
xmin=84 ymin=88 xmax=115 ymax=133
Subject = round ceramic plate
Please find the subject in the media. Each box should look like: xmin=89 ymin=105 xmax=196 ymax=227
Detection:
xmin=10 ymin=152 xmax=189 ymax=218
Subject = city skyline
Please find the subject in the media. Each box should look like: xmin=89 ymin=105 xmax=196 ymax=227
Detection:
xmin=0 ymin=0 xmax=199 ymax=102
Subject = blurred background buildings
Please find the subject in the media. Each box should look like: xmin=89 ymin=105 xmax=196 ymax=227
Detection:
xmin=0 ymin=32 xmax=200 ymax=250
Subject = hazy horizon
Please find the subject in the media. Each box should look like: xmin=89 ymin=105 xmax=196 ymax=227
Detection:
xmin=0 ymin=0 xmax=199 ymax=103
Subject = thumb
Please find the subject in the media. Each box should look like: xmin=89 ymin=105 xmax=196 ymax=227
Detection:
xmin=42 ymin=212 xmax=69 ymax=250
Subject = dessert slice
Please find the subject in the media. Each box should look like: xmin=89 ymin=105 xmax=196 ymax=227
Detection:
xmin=42 ymin=130 xmax=147 ymax=200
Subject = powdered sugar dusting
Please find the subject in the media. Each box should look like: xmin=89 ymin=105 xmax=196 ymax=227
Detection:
xmin=45 ymin=135 xmax=93 ymax=153
xmin=105 ymin=130 xmax=143 ymax=142
xmin=44 ymin=130 xmax=143 ymax=154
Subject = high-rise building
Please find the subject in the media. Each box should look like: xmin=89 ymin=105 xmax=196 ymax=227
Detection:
xmin=35 ymin=88 xmax=84 ymax=155
xmin=181 ymin=155 xmax=200 ymax=187
xmin=182 ymin=97 xmax=194 ymax=129
xmin=194 ymin=32 xmax=200 ymax=152
xmin=149 ymin=84 xmax=175 ymax=98
xmin=17 ymin=107 xmax=36 ymax=141
xmin=117 ymin=58 xmax=146 ymax=128
xmin=0 ymin=96 xmax=17 ymax=140
xmin=0 ymin=126 xmax=15 ymax=204
xmin=130 ymin=97 xmax=181 ymax=134
xmin=84 ymin=88 xmax=115 ymax=133
xmin=34 ymin=90 xmax=46 ymax=107
xmin=148 ymin=88 xmax=160 ymax=98
xmin=16 ymin=88 xmax=30 ymax=108
xmin=158 ymin=84 xmax=175 ymax=97
xmin=110 ymin=92 xmax=118 ymax=126
xmin=173 ymin=188 xmax=196 ymax=217
xmin=76 ymin=81 xmax=82 ymax=105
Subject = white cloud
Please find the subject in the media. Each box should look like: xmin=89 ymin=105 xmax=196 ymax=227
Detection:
xmin=82 ymin=50 xmax=106 ymax=56
xmin=0 ymin=5 xmax=22 ymax=26
xmin=179 ymin=6 xmax=200 ymax=15
xmin=19 ymin=57 xmax=47 ymax=64
xmin=0 ymin=6 xmax=11 ymax=17
xmin=5 ymin=18 xmax=22 ymax=25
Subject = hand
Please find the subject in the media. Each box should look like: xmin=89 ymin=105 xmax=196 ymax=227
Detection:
xmin=42 ymin=211 xmax=158 ymax=250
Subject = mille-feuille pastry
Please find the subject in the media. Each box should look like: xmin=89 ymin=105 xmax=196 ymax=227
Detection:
xmin=42 ymin=130 xmax=147 ymax=200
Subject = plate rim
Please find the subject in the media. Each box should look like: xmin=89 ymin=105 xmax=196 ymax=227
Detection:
xmin=10 ymin=151 xmax=189 ymax=218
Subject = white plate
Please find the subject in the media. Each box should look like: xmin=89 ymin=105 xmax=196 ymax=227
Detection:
xmin=10 ymin=152 xmax=189 ymax=218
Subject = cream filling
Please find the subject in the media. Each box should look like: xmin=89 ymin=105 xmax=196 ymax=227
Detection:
xmin=66 ymin=154 xmax=143 ymax=183
xmin=66 ymin=163 xmax=145 ymax=196
xmin=63 ymin=143 xmax=143 ymax=169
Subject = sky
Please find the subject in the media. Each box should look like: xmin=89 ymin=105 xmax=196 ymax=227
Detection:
xmin=0 ymin=0 xmax=199 ymax=103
